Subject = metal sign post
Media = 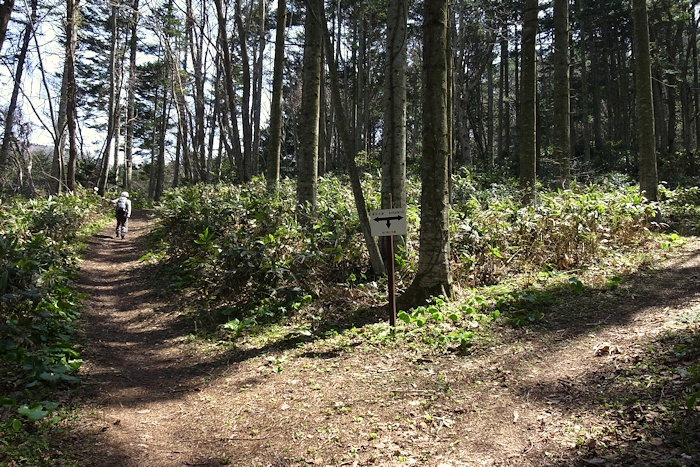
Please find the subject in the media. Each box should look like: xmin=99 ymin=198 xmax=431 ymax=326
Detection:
xmin=369 ymin=208 xmax=407 ymax=327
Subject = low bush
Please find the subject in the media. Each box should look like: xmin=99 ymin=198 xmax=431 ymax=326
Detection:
xmin=0 ymin=191 xmax=105 ymax=429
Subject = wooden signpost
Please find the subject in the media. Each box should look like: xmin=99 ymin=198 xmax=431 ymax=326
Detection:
xmin=369 ymin=208 xmax=407 ymax=326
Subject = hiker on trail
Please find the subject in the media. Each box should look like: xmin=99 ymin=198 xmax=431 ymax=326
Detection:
xmin=112 ymin=191 xmax=132 ymax=239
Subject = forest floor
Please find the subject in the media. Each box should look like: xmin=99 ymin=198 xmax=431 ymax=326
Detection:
xmin=56 ymin=209 xmax=699 ymax=467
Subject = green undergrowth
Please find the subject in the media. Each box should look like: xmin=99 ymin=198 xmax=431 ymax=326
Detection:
xmin=0 ymin=191 xmax=107 ymax=466
xmin=144 ymin=172 xmax=697 ymax=352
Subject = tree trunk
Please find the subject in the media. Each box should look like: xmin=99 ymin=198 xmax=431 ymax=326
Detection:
xmin=498 ymin=24 xmax=510 ymax=164
xmin=155 ymin=82 xmax=169 ymax=201
xmin=251 ymin=0 xmax=266 ymax=178
xmin=519 ymin=0 xmax=538 ymax=205
xmin=235 ymin=0 xmax=253 ymax=182
xmin=296 ymin=0 xmax=323 ymax=216
xmin=381 ymin=0 xmax=407 ymax=212
xmin=0 ymin=0 xmax=34 ymax=171
xmin=187 ymin=0 xmax=207 ymax=183
xmin=632 ymin=0 xmax=658 ymax=203
xmin=306 ymin=0 xmax=384 ymax=275
xmin=267 ymin=0 xmax=286 ymax=194
xmin=0 ymin=0 xmax=14 ymax=54
xmin=65 ymin=0 xmax=79 ymax=192
xmin=578 ymin=0 xmax=591 ymax=169
xmin=214 ymin=0 xmax=244 ymax=180
xmin=397 ymin=0 xmax=453 ymax=310
xmin=124 ymin=0 xmax=139 ymax=190
xmin=51 ymin=62 xmax=68 ymax=195
xmin=96 ymin=3 xmax=120 ymax=195
xmin=553 ymin=0 xmax=570 ymax=187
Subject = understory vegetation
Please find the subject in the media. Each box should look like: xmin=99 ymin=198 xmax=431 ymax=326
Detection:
xmin=149 ymin=173 xmax=666 ymax=343
xmin=0 ymin=191 xmax=108 ymax=464
xmin=1 ymin=175 xmax=699 ymax=465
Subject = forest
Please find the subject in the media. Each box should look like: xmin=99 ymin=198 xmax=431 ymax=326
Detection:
xmin=0 ymin=0 xmax=699 ymax=465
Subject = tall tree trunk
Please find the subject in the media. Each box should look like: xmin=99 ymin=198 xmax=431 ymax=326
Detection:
xmin=267 ymin=0 xmax=286 ymax=194
xmin=553 ymin=0 xmax=570 ymax=187
xmin=0 ymin=0 xmax=14 ymax=54
xmin=65 ymin=0 xmax=79 ymax=192
xmin=235 ymin=0 xmax=253 ymax=182
xmin=306 ymin=0 xmax=384 ymax=275
xmin=214 ymin=0 xmax=243 ymax=180
xmin=0 ymin=0 xmax=35 ymax=171
xmin=97 ymin=2 xmax=120 ymax=195
xmin=578 ymin=0 xmax=591 ymax=169
xmin=381 ymin=0 xmax=407 ymax=212
xmin=296 ymin=0 xmax=322 ymax=216
xmin=398 ymin=0 xmax=453 ymax=310
xmin=519 ymin=0 xmax=538 ymax=204
xmin=187 ymin=0 xmax=207 ymax=183
xmin=51 ymin=62 xmax=68 ymax=195
xmin=155 ymin=82 xmax=168 ymax=201
xmin=251 ymin=0 xmax=266 ymax=178
xmin=498 ymin=24 xmax=510 ymax=164
xmin=692 ymin=8 xmax=699 ymax=176
xmin=632 ymin=0 xmax=658 ymax=203
xmin=124 ymin=0 xmax=139 ymax=190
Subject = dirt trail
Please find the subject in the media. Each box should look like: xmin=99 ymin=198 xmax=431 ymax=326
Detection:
xmin=74 ymin=210 xmax=212 ymax=466
xmin=70 ymin=213 xmax=700 ymax=467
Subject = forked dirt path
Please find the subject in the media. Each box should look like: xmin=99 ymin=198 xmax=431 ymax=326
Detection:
xmin=70 ymin=212 xmax=700 ymax=467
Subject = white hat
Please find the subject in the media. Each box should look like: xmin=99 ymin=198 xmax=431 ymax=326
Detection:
xmin=121 ymin=191 xmax=129 ymax=198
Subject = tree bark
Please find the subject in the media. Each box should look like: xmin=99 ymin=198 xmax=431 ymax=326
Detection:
xmin=267 ymin=0 xmax=286 ymax=194
xmin=214 ymin=0 xmax=244 ymax=179
xmin=0 ymin=0 xmax=14 ymax=54
xmin=632 ymin=0 xmax=658 ymax=203
xmin=296 ymin=0 xmax=323 ymax=216
xmin=519 ymin=0 xmax=538 ymax=205
xmin=381 ymin=0 xmax=407 ymax=212
xmin=124 ymin=0 xmax=139 ymax=190
xmin=306 ymin=0 xmax=384 ymax=275
xmin=553 ymin=0 xmax=570 ymax=187
xmin=235 ymin=0 xmax=253 ymax=182
xmin=0 ymin=0 xmax=35 ymax=171
xmin=397 ymin=0 xmax=453 ymax=310
xmin=65 ymin=0 xmax=79 ymax=192
xmin=97 ymin=2 xmax=120 ymax=195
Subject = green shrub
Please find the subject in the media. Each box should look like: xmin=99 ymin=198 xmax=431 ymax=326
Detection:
xmin=0 ymin=191 xmax=103 ymax=423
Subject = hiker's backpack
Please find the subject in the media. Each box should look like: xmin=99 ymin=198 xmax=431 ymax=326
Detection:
xmin=116 ymin=197 xmax=127 ymax=215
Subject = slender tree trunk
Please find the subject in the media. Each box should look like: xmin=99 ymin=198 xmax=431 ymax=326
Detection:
xmin=124 ymin=0 xmax=139 ymax=190
xmin=553 ymin=0 xmax=570 ymax=187
xmin=155 ymin=83 xmax=168 ymax=201
xmin=306 ymin=0 xmax=384 ymax=275
xmin=235 ymin=0 xmax=253 ymax=182
xmin=381 ymin=0 xmax=407 ymax=212
xmin=65 ymin=0 xmax=79 ymax=192
xmin=632 ymin=0 xmax=658 ymax=203
xmin=0 ymin=0 xmax=14 ymax=54
xmin=251 ymin=0 xmax=266 ymax=177
xmin=578 ymin=1 xmax=591 ymax=169
xmin=519 ymin=0 xmax=538 ymax=204
xmin=398 ymin=0 xmax=453 ymax=310
xmin=97 ymin=3 xmax=120 ymax=195
xmin=297 ymin=0 xmax=322 ymax=216
xmin=267 ymin=0 xmax=286 ymax=194
xmin=51 ymin=64 xmax=68 ymax=195
xmin=498 ymin=25 xmax=510 ymax=164
xmin=214 ymin=0 xmax=244 ymax=180
xmin=692 ymin=9 xmax=699 ymax=176
xmin=0 ymin=0 xmax=35 ymax=171
xmin=187 ymin=0 xmax=207 ymax=183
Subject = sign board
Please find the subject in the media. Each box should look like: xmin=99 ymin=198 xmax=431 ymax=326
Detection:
xmin=369 ymin=208 xmax=407 ymax=237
